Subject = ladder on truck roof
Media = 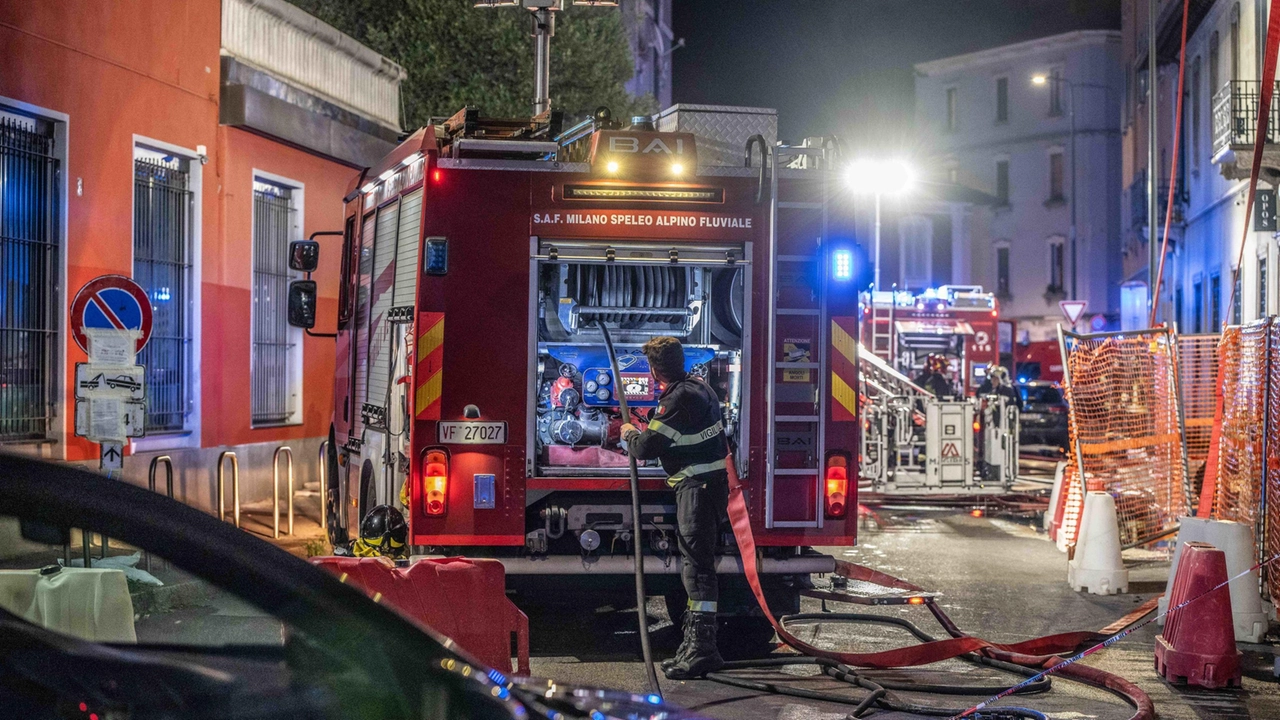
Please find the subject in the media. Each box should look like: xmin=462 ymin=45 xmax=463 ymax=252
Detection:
xmin=763 ymin=141 xmax=832 ymax=530
xmin=867 ymin=293 xmax=896 ymax=363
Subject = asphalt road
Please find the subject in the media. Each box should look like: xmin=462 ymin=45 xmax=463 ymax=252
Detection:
xmin=525 ymin=510 xmax=1280 ymax=720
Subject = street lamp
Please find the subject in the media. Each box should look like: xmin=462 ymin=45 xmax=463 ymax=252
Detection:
xmin=475 ymin=0 xmax=617 ymax=116
xmin=845 ymin=159 xmax=913 ymax=290
xmin=1031 ymin=73 xmax=1108 ymax=303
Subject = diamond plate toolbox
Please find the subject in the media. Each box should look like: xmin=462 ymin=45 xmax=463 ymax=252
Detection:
xmin=654 ymin=104 xmax=777 ymax=168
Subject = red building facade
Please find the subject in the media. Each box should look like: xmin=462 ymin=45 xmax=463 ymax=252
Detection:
xmin=0 ymin=0 xmax=402 ymax=511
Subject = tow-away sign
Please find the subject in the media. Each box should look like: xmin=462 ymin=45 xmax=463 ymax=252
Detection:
xmin=1059 ymin=300 xmax=1087 ymax=324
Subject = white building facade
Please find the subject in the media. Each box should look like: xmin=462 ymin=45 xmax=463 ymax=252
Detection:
xmin=915 ymin=31 xmax=1124 ymax=342
xmin=1127 ymin=0 xmax=1270 ymax=331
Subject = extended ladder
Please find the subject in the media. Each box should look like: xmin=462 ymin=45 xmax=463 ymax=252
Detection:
xmin=763 ymin=141 xmax=832 ymax=529
xmin=867 ymin=291 xmax=896 ymax=362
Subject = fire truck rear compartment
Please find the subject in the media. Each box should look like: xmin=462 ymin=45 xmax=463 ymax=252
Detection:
xmin=532 ymin=243 xmax=746 ymax=480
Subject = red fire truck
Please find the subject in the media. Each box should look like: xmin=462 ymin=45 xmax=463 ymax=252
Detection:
xmin=859 ymin=285 xmax=1013 ymax=393
xmin=289 ymin=105 xmax=860 ymax=622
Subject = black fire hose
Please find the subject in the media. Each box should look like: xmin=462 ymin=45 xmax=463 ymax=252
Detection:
xmin=704 ymin=612 xmax=1050 ymax=719
xmin=596 ymin=321 xmax=662 ymax=699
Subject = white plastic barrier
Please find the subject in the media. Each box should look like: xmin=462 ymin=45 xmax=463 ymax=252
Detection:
xmin=1068 ymin=491 xmax=1129 ymax=595
xmin=1158 ymin=517 xmax=1272 ymax=643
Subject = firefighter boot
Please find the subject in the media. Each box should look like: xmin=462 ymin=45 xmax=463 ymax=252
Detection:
xmin=661 ymin=611 xmax=696 ymax=672
xmin=662 ymin=612 xmax=723 ymax=679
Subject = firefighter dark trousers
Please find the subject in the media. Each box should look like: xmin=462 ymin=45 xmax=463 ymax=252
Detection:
xmin=675 ymin=475 xmax=729 ymax=611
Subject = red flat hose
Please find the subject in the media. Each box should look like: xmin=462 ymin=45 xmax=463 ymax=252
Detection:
xmin=1149 ymin=0 xmax=1190 ymax=328
xmin=722 ymin=456 xmax=1156 ymax=718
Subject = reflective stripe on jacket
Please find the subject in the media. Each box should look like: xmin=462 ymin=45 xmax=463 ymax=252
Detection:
xmin=625 ymin=375 xmax=728 ymax=487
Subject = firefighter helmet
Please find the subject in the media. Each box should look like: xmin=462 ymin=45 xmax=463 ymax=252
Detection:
xmin=988 ymin=365 xmax=1010 ymax=386
xmin=352 ymin=505 xmax=408 ymax=558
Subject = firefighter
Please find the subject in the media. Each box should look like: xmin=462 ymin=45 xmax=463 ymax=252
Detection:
xmin=978 ymin=365 xmax=1019 ymax=403
xmin=915 ymin=354 xmax=956 ymax=399
xmin=619 ymin=336 xmax=728 ymax=680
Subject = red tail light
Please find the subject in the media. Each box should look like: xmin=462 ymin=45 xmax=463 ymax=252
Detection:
xmin=824 ymin=452 xmax=850 ymax=518
xmin=423 ymin=448 xmax=448 ymax=516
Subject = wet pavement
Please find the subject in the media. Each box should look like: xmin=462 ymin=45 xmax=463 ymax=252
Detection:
xmin=526 ymin=509 xmax=1280 ymax=719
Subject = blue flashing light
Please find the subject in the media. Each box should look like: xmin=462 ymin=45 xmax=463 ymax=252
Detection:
xmin=1018 ymin=377 xmax=1028 ymax=384
xmin=487 ymin=669 xmax=507 ymax=685
xmin=425 ymin=238 xmax=449 ymax=275
xmin=590 ymin=711 xmax=606 ymax=720
xmin=646 ymin=694 xmax=662 ymax=705
xmin=832 ymin=248 xmax=853 ymax=281
xmin=497 ymin=687 xmax=510 ymax=700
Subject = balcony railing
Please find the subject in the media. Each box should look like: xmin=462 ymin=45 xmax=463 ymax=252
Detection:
xmin=1128 ymin=171 xmax=1186 ymax=230
xmin=1212 ymin=80 xmax=1280 ymax=155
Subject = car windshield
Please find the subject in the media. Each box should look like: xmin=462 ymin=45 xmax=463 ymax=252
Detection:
xmin=1020 ymin=385 xmax=1063 ymax=405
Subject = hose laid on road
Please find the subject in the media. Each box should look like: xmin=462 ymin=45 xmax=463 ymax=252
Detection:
xmin=596 ymin=321 xmax=662 ymax=700
xmin=708 ymin=451 xmax=1156 ymax=719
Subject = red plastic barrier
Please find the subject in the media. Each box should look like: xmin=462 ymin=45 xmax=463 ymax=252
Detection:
xmin=313 ymin=556 xmax=530 ymax=675
xmin=1154 ymin=542 xmax=1241 ymax=688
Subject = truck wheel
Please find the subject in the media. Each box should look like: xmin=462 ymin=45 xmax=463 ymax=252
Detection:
xmin=325 ymin=429 xmax=348 ymax=547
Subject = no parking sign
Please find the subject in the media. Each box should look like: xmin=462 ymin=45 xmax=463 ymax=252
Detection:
xmin=70 ymin=275 xmax=153 ymax=354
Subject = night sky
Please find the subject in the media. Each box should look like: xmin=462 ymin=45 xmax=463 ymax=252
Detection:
xmin=672 ymin=0 xmax=1120 ymax=153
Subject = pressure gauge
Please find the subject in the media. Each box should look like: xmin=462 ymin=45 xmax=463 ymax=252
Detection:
xmin=596 ymin=372 xmax=611 ymax=386
xmin=584 ymin=380 xmax=599 ymax=394
xmin=595 ymin=388 xmax=612 ymax=402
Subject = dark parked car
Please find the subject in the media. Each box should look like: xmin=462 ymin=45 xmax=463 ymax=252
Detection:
xmin=0 ymin=454 xmax=688 ymax=720
xmin=1017 ymin=380 xmax=1069 ymax=453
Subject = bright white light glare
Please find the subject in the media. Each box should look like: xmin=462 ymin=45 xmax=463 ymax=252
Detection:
xmin=378 ymin=168 xmax=395 ymax=181
xmin=361 ymin=183 xmax=376 ymax=194
xmin=1031 ymin=74 xmax=1048 ymax=85
xmin=400 ymin=153 xmax=422 ymax=167
xmin=606 ymin=160 xmax=619 ymax=173
xmin=845 ymin=159 xmax=913 ymax=195
xmin=832 ymin=249 xmax=853 ymax=281
xmin=671 ymin=162 xmax=684 ymax=175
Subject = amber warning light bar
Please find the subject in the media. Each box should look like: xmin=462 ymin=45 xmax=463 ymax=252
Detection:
xmin=563 ymin=185 xmax=724 ymax=203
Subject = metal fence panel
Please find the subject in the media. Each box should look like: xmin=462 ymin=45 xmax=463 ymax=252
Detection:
xmin=252 ymin=182 xmax=298 ymax=425
xmin=134 ymin=158 xmax=193 ymax=433
xmin=0 ymin=117 xmax=59 ymax=443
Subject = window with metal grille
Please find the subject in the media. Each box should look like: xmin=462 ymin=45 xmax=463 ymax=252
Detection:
xmin=133 ymin=154 xmax=194 ymax=433
xmin=0 ymin=114 xmax=60 ymax=443
xmin=252 ymin=180 xmax=300 ymax=425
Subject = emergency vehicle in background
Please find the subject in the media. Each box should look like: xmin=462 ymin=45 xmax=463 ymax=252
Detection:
xmin=859 ymin=284 xmax=1011 ymax=393
xmin=856 ymin=285 xmax=1021 ymax=495
xmin=288 ymin=104 xmax=860 ymax=622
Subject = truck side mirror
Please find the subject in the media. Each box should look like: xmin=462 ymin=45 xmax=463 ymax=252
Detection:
xmin=288 ymin=280 xmax=318 ymax=328
xmin=289 ymin=240 xmax=320 ymax=273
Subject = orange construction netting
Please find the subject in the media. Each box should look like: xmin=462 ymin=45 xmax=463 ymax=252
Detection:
xmin=1211 ymin=321 xmax=1268 ymax=526
xmin=1177 ymin=334 xmax=1221 ymax=493
xmin=1059 ymin=327 xmax=1191 ymax=547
